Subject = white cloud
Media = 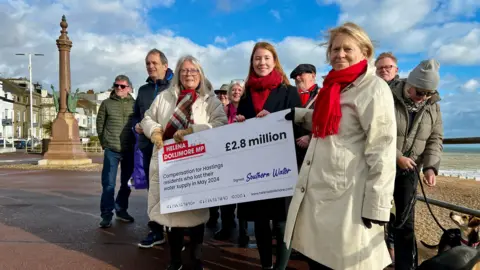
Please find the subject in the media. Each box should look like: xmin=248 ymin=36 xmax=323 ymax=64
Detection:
xmin=214 ymin=36 xmax=228 ymax=45
xmin=0 ymin=0 xmax=327 ymax=92
xmin=319 ymin=0 xmax=480 ymax=64
xmin=434 ymin=28 xmax=480 ymax=65
xmin=270 ymin=9 xmax=281 ymax=21
xmin=459 ymin=79 xmax=480 ymax=92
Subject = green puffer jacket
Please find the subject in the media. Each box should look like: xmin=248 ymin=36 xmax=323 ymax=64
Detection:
xmin=96 ymin=91 xmax=135 ymax=152
xmin=392 ymin=79 xmax=444 ymax=174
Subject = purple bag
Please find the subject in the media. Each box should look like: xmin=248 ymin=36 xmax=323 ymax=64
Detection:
xmin=131 ymin=127 xmax=148 ymax=189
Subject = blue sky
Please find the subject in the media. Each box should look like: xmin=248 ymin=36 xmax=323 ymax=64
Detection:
xmin=1 ymin=0 xmax=480 ymax=137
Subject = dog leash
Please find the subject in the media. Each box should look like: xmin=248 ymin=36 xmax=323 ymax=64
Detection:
xmin=414 ymin=167 xmax=447 ymax=232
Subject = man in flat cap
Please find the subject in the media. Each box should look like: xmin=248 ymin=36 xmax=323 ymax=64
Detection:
xmin=214 ymin=83 xmax=230 ymax=107
xmin=391 ymin=59 xmax=444 ymax=270
xmin=290 ymin=64 xmax=319 ymax=108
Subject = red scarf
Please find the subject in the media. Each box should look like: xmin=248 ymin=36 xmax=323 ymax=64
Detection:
xmin=312 ymin=60 xmax=367 ymax=138
xmin=299 ymin=84 xmax=317 ymax=107
xmin=177 ymin=88 xmax=197 ymax=105
xmin=246 ymin=69 xmax=283 ymax=114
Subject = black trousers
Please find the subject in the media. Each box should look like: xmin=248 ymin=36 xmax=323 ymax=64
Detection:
xmin=385 ymin=213 xmax=395 ymax=249
xmin=393 ymin=169 xmax=419 ymax=270
xmin=209 ymin=204 xmax=236 ymax=228
xmin=167 ymin=224 xmax=205 ymax=265
xmin=254 ymin=220 xmax=291 ymax=269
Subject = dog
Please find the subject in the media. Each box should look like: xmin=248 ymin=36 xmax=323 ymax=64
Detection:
xmin=417 ymin=245 xmax=480 ymax=270
xmin=421 ymin=212 xmax=480 ymax=255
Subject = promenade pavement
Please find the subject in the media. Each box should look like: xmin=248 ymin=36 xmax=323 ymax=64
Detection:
xmin=0 ymin=153 xmax=308 ymax=270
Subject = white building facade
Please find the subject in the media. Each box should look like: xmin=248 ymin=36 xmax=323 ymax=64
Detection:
xmin=0 ymin=81 xmax=14 ymax=143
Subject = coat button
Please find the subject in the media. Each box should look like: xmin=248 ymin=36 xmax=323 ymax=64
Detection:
xmin=306 ymin=160 xmax=311 ymax=165
xmin=301 ymin=187 xmax=305 ymax=193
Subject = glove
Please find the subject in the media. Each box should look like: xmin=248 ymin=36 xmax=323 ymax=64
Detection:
xmin=151 ymin=129 xmax=164 ymax=149
xmin=362 ymin=217 xmax=387 ymax=229
xmin=284 ymin=108 xmax=295 ymax=121
xmin=173 ymin=127 xmax=193 ymax=143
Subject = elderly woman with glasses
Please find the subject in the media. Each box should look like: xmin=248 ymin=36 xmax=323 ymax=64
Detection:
xmin=140 ymin=55 xmax=228 ymax=270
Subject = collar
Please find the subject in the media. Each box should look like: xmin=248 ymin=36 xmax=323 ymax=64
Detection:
xmin=461 ymin=238 xmax=480 ymax=248
xmin=145 ymin=68 xmax=174 ymax=85
xmin=299 ymin=84 xmax=317 ymax=94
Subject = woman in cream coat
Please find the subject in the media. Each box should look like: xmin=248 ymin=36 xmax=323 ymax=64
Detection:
xmin=284 ymin=22 xmax=397 ymax=270
xmin=141 ymin=55 xmax=228 ymax=270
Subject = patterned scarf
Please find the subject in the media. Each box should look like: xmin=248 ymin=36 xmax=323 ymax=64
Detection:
xmin=402 ymin=86 xmax=427 ymax=112
xmin=404 ymin=98 xmax=427 ymax=112
xmin=163 ymin=89 xmax=197 ymax=140
xmin=312 ymin=60 xmax=367 ymax=138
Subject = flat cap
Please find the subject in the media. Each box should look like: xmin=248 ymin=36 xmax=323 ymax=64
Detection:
xmin=290 ymin=64 xmax=316 ymax=79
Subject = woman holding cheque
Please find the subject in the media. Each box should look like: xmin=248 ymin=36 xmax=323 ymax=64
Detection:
xmin=235 ymin=41 xmax=302 ymax=270
xmin=283 ymin=22 xmax=397 ymax=270
xmin=140 ymin=55 xmax=227 ymax=270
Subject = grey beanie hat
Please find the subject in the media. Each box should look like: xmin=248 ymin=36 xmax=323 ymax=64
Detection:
xmin=407 ymin=59 xmax=440 ymax=91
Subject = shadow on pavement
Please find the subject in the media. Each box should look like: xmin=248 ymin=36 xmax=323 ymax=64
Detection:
xmin=0 ymin=169 xmax=308 ymax=270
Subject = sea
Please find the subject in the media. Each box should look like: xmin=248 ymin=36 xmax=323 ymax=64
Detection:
xmin=440 ymin=145 xmax=480 ymax=180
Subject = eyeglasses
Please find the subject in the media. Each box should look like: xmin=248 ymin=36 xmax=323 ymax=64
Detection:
xmin=415 ymin=89 xmax=435 ymax=97
xmin=114 ymin=83 xmax=129 ymax=89
xmin=377 ymin=65 xmax=396 ymax=71
xmin=180 ymin=69 xmax=199 ymax=75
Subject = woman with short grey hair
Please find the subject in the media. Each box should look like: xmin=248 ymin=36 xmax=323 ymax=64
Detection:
xmin=141 ymin=55 xmax=228 ymax=270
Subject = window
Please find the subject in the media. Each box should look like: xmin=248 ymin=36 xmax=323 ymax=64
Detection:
xmin=33 ymin=113 xmax=37 ymax=124
xmin=4 ymin=109 xmax=7 ymax=119
xmin=16 ymin=112 xmax=20 ymax=121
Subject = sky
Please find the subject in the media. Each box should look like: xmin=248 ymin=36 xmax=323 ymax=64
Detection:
xmin=0 ymin=0 xmax=479 ymax=137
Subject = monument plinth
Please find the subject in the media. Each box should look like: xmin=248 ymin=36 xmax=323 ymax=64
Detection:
xmin=38 ymin=15 xmax=92 ymax=166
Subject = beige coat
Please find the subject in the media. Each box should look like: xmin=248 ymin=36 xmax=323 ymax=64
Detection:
xmin=140 ymin=86 xmax=228 ymax=228
xmin=284 ymin=64 xmax=397 ymax=270
xmin=392 ymin=79 xmax=443 ymax=174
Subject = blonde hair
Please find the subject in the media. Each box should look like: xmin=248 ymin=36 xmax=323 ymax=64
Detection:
xmin=322 ymin=22 xmax=375 ymax=63
xmin=227 ymin=81 xmax=245 ymax=100
xmin=171 ymin=55 xmax=210 ymax=96
xmin=246 ymin=42 xmax=290 ymax=85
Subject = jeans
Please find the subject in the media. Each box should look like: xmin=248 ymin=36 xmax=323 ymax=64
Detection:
xmin=254 ymin=220 xmax=291 ymax=269
xmin=393 ymin=169 xmax=419 ymax=270
xmin=100 ymin=148 xmax=134 ymax=219
xmin=167 ymin=224 xmax=205 ymax=265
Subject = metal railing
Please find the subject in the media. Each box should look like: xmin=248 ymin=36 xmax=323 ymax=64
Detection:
xmin=24 ymin=140 xmax=103 ymax=154
xmin=416 ymin=196 xmax=480 ymax=216
xmin=415 ymin=137 xmax=480 ymax=217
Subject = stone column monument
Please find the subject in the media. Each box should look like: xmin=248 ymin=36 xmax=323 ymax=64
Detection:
xmin=39 ymin=15 xmax=92 ymax=166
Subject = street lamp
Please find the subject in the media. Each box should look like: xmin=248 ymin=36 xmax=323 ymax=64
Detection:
xmin=15 ymin=53 xmax=44 ymax=149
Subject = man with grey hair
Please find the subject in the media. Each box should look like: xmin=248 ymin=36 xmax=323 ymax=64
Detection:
xmin=134 ymin=48 xmax=174 ymax=248
xmin=96 ymin=75 xmax=136 ymax=228
xmin=391 ymin=59 xmax=444 ymax=270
